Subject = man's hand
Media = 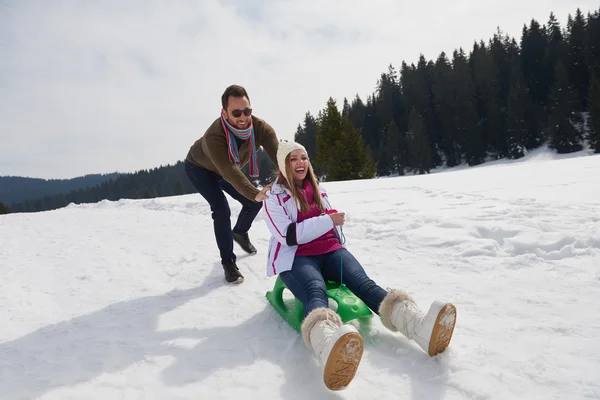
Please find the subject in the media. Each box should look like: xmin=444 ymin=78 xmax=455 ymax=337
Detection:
xmin=255 ymin=184 xmax=272 ymax=202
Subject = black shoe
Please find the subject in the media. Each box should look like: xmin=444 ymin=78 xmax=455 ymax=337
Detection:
xmin=222 ymin=261 xmax=244 ymax=284
xmin=232 ymin=231 xmax=257 ymax=255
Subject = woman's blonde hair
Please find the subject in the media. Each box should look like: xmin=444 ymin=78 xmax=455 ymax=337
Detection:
xmin=275 ymin=152 xmax=324 ymax=213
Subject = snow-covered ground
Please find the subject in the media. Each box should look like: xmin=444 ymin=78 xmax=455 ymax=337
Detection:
xmin=1 ymin=149 xmax=599 ymax=400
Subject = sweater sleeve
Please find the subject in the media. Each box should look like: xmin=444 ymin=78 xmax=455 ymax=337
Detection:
xmin=203 ymin=134 xmax=260 ymax=201
xmin=263 ymin=192 xmax=334 ymax=246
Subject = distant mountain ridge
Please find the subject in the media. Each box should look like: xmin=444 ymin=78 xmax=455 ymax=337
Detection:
xmin=1 ymin=150 xmax=276 ymax=214
xmin=0 ymin=173 xmax=122 ymax=205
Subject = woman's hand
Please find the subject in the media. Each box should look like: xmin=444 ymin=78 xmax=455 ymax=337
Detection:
xmin=328 ymin=212 xmax=345 ymax=226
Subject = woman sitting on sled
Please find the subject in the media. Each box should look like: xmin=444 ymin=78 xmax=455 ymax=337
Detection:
xmin=262 ymin=140 xmax=457 ymax=390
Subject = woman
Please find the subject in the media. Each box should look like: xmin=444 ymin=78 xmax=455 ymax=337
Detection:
xmin=262 ymin=140 xmax=457 ymax=391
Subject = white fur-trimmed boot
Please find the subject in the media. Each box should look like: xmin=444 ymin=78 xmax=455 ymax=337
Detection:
xmin=379 ymin=289 xmax=456 ymax=356
xmin=301 ymin=307 xmax=364 ymax=391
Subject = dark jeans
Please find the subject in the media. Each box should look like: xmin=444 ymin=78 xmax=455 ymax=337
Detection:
xmin=280 ymin=248 xmax=388 ymax=317
xmin=184 ymin=160 xmax=263 ymax=264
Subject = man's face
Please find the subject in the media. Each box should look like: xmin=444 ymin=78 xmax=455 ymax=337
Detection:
xmin=222 ymin=95 xmax=252 ymax=130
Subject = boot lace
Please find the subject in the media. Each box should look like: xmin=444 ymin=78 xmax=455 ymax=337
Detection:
xmin=395 ymin=301 xmax=423 ymax=340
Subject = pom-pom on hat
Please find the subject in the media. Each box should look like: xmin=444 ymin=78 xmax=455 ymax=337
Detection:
xmin=277 ymin=139 xmax=307 ymax=180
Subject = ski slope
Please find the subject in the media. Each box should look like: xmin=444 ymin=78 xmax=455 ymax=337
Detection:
xmin=1 ymin=149 xmax=599 ymax=400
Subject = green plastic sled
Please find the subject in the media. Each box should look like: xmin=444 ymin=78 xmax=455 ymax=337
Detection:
xmin=266 ymin=275 xmax=373 ymax=332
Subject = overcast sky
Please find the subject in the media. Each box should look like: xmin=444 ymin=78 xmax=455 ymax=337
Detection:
xmin=1 ymin=1 xmax=596 ymax=179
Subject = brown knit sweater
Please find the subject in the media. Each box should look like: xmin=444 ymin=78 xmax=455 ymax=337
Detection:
xmin=186 ymin=115 xmax=279 ymax=201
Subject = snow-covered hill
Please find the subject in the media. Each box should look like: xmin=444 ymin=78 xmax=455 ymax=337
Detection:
xmin=1 ymin=150 xmax=599 ymax=399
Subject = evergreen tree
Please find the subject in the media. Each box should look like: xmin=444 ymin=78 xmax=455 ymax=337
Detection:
xmin=521 ymin=19 xmax=550 ymax=106
xmin=566 ymin=9 xmax=589 ymax=110
xmin=376 ymin=64 xmax=405 ymax=128
xmin=545 ymin=12 xmax=564 ymax=95
xmin=489 ymin=30 xmax=512 ymax=108
xmin=372 ymin=65 xmax=406 ymax=175
xmin=325 ymin=118 xmax=377 ymax=181
xmin=380 ymin=119 xmax=407 ymax=175
xmin=433 ymin=51 xmax=461 ymax=166
xmin=315 ymin=98 xmax=376 ymax=181
xmin=294 ymin=112 xmax=318 ymax=161
xmin=587 ymin=73 xmax=600 ymax=152
xmin=359 ymin=95 xmax=381 ymax=157
xmin=347 ymin=94 xmax=366 ymax=131
xmin=520 ymin=19 xmax=549 ymax=147
xmin=342 ymin=98 xmax=351 ymax=116
xmin=340 ymin=115 xmax=377 ymax=180
xmin=471 ymin=41 xmax=505 ymax=159
xmin=407 ymin=107 xmax=433 ymax=174
xmin=584 ymin=9 xmax=600 ymax=78
xmin=315 ymin=98 xmax=345 ymax=176
xmin=294 ymin=123 xmax=307 ymax=149
xmin=505 ymin=68 xmax=530 ymax=159
xmin=362 ymin=145 xmax=378 ymax=179
xmin=417 ymin=56 xmax=437 ymax=140
xmin=453 ymin=49 xmax=484 ymax=165
xmin=547 ymin=61 xmax=583 ymax=153
xmin=0 ymin=201 xmax=9 ymax=214
xmin=401 ymin=57 xmax=441 ymax=167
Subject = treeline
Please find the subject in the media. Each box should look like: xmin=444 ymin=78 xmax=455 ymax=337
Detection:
xmin=6 ymin=161 xmax=198 ymax=213
xmin=295 ymin=8 xmax=600 ymax=178
xmin=0 ymin=173 xmax=121 ymax=205
xmin=3 ymin=153 xmax=275 ymax=214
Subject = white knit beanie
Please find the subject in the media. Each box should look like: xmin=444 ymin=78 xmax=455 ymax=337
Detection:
xmin=277 ymin=139 xmax=307 ymax=180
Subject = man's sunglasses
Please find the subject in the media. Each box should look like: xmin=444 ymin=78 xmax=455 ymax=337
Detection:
xmin=230 ymin=108 xmax=252 ymax=118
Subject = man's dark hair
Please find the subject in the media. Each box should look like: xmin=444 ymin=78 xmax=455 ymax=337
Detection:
xmin=221 ymin=85 xmax=250 ymax=109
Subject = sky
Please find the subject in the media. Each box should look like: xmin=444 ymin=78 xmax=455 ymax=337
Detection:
xmin=1 ymin=0 xmax=597 ymax=179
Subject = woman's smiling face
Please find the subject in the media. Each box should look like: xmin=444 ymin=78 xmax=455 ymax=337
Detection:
xmin=288 ymin=149 xmax=309 ymax=183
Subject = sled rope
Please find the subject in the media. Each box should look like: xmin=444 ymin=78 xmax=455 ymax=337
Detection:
xmin=335 ymin=254 xmax=347 ymax=297
xmin=335 ymin=226 xmax=347 ymax=297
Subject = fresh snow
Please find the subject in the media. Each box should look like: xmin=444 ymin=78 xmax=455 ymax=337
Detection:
xmin=1 ymin=149 xmax=599 ymax=400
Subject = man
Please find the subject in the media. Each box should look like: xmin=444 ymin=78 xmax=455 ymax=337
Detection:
xmin=185 ymin=85 xmax=279 ymax=284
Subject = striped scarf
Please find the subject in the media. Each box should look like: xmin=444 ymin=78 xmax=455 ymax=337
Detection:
xmin=220 ymin=114 xmax=258 ymax=177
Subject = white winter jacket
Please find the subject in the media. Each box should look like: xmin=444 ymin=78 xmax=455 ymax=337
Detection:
xmin=262 ymin=177 xmax=344 ymax=277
